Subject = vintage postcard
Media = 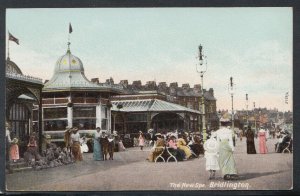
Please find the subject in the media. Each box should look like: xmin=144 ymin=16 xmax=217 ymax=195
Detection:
xmin=4 ymin=7 xmax=293 ymax=192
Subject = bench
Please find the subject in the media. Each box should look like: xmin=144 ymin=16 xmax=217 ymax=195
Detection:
xmin=282 ymin=138 xmax=293 ymax=153
xmin=154 ymin=145 xmax=177 ymax=163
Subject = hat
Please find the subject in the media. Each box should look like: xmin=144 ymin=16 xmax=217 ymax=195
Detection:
xmin=11 ymin=138 xmax=18 ymax=144
xmin=205 ymin=139 xmax=218 ymax=151
xmin=65 ymin=126 xmax=72 ymax=132
xmin=220 ymin=117 xmax=230 ymax=122
xmin=44 ymin=134 xmax=51 ymax=139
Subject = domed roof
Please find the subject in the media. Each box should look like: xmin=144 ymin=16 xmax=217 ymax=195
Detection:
xmin=6 ymin=58 xmax=23 ymax=75
xmin=43 ymin=48 xmax=123 ymax=93
xmin=54 ymin=50 xmax=84 ymax=73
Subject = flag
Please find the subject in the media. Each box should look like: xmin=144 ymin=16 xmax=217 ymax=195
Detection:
xmin=8 ymin=32 xmax=19 ymax=45
xmin=69 ymin=23 xmax=73 ymax=34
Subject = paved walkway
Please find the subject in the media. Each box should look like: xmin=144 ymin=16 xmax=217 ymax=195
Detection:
xmin=6 ymin=137 xmax=292 ymax=191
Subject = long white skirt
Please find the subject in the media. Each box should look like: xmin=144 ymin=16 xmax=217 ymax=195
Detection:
xmin=204 ymin=152 xmax=220 ymax=171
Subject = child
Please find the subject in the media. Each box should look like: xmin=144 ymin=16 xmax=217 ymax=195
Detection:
xmin=10 ymin=138 xmax=19 ymax=163
xmin=138 ymin=131 xmax=145 ymax=150
xmin=203 ymin=132 xmax=220 ymax=180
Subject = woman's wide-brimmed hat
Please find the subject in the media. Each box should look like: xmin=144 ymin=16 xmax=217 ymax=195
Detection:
xmin=11 ymin=138 xmax=18 ymax=144
xmin=65 ymin=126 xmax=72 ymax=132
xmin=72 ymin=127 xmax=79 ymax=131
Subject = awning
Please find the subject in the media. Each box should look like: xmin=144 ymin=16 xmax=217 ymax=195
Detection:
xmin=111 ymin=99 xmax=202 ymax=114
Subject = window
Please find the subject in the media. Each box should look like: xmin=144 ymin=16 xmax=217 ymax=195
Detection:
xmin=33 ymin=109 xmax=39 ymax=121
xmin=44 ymin=120 xmax=68 ymax=131
xmin=44 ymin=107 xmax=67 ymax=119
xmin=73 ymin=106 xmax=96 ymax=118
xmin=9 ymin=103 xmax=30 ymax=139
xmin=73 ymin=106 xmax=96 ymax=130
xmin=126 ymin=114 xmax=147 ymax=122
xmin=73 ymin=119 xmax=96 ymax=130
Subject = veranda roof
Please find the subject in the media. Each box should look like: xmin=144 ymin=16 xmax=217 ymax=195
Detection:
xmin=111 ymin=99 xmax=202 ymax=114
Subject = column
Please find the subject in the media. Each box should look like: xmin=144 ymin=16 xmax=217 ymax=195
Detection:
xmin=96 ymin=104 xmax=102 ymax=128
xmin=67 ymin=106 xmax=73 ymax=128
xmin=113 ymin=113 xmax=116 ymax=132
xmin=147 ymin=112 xmax=151 ymax=130
xmin=123 ymin=113 xmax=127 ymax=134
xmin=38 ymin=95 xmax=43 ymax=153
xmin=108 ymin=107 xmax=111 ymax=134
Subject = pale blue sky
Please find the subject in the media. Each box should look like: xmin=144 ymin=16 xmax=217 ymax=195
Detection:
xmin=6 ymin=8 xmax=293 ymax=111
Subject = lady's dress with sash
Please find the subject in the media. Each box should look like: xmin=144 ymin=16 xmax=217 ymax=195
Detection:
xmin=216 ymin=127 xmax=238 ymax=176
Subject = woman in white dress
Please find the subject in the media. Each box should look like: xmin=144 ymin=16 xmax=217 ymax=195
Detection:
xmin=80 ymin=136 xmax=89 ymax=153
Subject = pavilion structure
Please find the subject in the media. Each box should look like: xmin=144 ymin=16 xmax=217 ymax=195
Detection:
xmin=6 ymin=57 xmax=44 ymax=154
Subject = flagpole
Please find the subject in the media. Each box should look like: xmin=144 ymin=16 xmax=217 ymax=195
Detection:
xmin=68 ymin=23 xmax=71 ymax=81
xmin=7 ymin=31 xmax=10 ymax=60
xmin=68 ymin=31 xmax=70 ymax=51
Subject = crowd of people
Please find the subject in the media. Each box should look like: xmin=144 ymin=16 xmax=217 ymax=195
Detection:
xmin=5 ymin=122 xmax=75 ymax=170
xmin=5 ymin=119 xmax=292 ymax=178
xmin=64 ymin=126 xmax=126 ymax=162
xmin=143 ymin=129 xmax=204 ymax=162
xmin=203 ymin=121 xmax=293 ymax=181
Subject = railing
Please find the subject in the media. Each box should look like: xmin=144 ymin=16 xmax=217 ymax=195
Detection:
xmin=44 ymin=80 xmax=123 ymax=90
xmin=6 ymin=72 xmax=43 ymax=84
xmin=42 ymin=97 xmax=98 ymax=104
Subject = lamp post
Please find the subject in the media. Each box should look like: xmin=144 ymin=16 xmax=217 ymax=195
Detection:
xmin=246 ymin=93 xmax=249 ymax=126
xmin=217 ymin=110 xmax=222 ymax=128
xmin=253 ymin=102 xmax=256 ymax=132
xmin=229 ymin=77 xmax=235 ymax=131
xmin=196 ymin=44 xmax=207 ymax=142
xmin=259 ymin=108 xmax=262 ymax=127
xmin=229 ymin=77 xmax=235 ymax=146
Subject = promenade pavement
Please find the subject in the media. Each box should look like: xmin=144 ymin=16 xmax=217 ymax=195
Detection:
xmin=6 ymin=137 xmax=292 ymax=191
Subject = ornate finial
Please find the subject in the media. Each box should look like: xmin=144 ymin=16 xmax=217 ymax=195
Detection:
xmin=67 ymin=23 xmax=73 ymax=53
xmin=198 ymin=45 xmax=203 ymax=61
xmin=67 ymin=42 xmax=71 ymax=53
